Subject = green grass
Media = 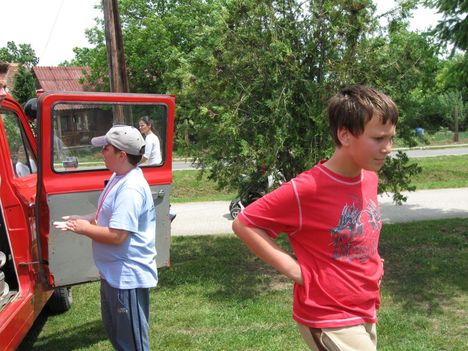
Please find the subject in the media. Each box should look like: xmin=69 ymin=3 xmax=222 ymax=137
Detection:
xmin=172 ymin=170 xmax=236 ymax=203
xmin=423 ymin=130 xmax=468 ymax=145
xmin=171 ymin=155 xmax=468 ymax=203
xmin=20 ymin=219 xmax=467 ymax=350
xmin=410 ymin=155 xmax=468 ymax=189
xmin=393 ymin=130 xmax=468 ymax=148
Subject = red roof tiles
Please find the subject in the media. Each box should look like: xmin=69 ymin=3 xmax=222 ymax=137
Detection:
xmin=33 ymin=66 xmax=93 ymax=91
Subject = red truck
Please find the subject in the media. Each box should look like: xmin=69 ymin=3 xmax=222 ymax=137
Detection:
xmin=0 ymin=91 xmax=175 ymax=350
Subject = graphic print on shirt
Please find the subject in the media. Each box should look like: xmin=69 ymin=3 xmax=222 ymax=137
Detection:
xmin=330 ymin=200 xmax=381 ymax=263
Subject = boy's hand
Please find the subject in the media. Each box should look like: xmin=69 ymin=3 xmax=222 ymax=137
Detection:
xmin=291 ymin=267 xmax=304 ymax=286
xmin=233 ymin=218 xmax=304 ymax=285
xmin=54 ymin=218 xmax=92 ymax=234
xmin=379 ymin=258 xmax=385 ymax=286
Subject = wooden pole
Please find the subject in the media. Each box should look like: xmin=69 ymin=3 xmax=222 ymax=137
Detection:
xmin=102 ymin=0 xmax=129 ymax=123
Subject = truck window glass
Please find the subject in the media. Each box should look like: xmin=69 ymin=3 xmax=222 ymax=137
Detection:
xmin=0 ymin=109 xmax=37 ymax=178
xmin=51 ymin=102 xmax=168 ymax=173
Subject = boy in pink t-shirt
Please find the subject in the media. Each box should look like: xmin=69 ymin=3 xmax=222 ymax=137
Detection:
xmin=232 ymin=85 xmax=398 ymax=351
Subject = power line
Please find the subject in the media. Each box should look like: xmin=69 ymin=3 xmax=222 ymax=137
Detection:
xmin=40 ymin=0 xmax=65 ymax=65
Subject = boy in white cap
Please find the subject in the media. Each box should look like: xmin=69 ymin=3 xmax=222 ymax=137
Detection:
xmin=56 ymin=125 xmax=157 ymax=351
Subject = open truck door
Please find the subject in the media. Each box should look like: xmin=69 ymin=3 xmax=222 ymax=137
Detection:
xmin=36 ymin=92 xmax=175 ymax=287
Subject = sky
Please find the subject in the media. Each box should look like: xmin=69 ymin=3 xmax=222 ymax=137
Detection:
xmin=1 ymin=0 xmax=443 ymax=66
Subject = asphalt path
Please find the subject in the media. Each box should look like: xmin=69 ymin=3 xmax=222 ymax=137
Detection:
xmin=391 ymin=146 xmax=468 ymax=158
xmin=171 ymin=187 xmax=468 ymax=236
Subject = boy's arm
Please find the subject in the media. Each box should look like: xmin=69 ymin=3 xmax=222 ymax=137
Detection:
xmin=232 ymin=218 xmax=303 ymax=285
xmin=56 ymin=218 xmax=128 ymax=245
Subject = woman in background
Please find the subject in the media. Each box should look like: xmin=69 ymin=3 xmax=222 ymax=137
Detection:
xmin=138 ymin=116 xmax=162 ymax=165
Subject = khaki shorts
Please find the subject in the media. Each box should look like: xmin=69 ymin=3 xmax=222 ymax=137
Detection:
xmin=297 ymin=323 xmax=377 ymax=351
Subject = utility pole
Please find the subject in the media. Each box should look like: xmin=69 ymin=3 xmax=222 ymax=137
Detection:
xmin=102 ymin=0 xmax=129 ymax=123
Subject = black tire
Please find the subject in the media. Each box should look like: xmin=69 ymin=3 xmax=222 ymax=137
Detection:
xmin=230 ymin=202 xmax=242 ymax=219
xmin=229 ymin=198 xmax=239 ymax=212
xmin=47 ymin=287 xmax=72 ymax=314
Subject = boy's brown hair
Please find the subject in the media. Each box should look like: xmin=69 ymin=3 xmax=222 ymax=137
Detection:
xmin=327 ymin=85 xmax=398 ymax=146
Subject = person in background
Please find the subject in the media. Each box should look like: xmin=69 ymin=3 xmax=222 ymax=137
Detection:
xmin=15 ymin=147 xmax=37 ymax=177
xmin=232 ymin=85 xmax=398 ymax=351
xmin=55 ymin=125 xmax=157 ymax=351
xmin=0 ymin=61 xmax=9 ymax=106
xmin=138 ymin=116 xmax=162 ymax=165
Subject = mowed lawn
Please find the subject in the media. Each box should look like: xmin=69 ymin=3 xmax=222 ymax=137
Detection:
xmin=20 ymin=219 xmax=467 ymax=350
xmin=170 ymin=155 xmax=468 ymax=203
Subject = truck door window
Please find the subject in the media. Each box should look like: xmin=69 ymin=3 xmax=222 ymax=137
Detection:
xmin=0 ymin=109 xmax=37 ymax=178
xmin=51 ymin=102 xmax=168 ymax=173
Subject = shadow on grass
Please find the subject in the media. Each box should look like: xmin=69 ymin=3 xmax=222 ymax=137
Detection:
xmin=18 ymin=310 xmax=106 ymax=351
xmin=159 ymin=234 xmax=292 ymax=302
xmin=160 ymin=218 xmax=467 ymax=316
xmin=379 ymin=218 xmax=467 ymax=315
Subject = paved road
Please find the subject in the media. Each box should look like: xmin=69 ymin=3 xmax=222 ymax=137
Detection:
xmin=171 ymin=188 xmax=468 ymax=236
xmin=173 ymin=160 xmax=197 ymax=170
xmin=391 ymin=146 xmax=468 ymax=158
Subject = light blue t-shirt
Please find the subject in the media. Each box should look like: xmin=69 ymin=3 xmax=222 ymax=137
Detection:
xmin=93 ymin=167 xmax=158 ymax=289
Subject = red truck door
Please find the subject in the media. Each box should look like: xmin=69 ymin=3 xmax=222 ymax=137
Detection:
xmin=36 ymin=92 xmax=174 ymax=287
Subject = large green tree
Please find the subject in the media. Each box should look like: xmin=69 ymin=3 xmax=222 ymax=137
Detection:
xmin=180 ymin=0 xmax=422 ymax=201
xmin=73 ymin=0 xmax=430 ymax=202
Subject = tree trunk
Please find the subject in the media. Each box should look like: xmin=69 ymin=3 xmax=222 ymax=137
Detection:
xmin=453 ymin=107 xmax=459 ymax=142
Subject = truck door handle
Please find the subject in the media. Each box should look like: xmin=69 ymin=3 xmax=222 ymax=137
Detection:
xmin=152 ymin=190 xmax=165 ymax=198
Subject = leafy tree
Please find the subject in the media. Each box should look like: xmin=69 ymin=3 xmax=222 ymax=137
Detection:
xmin=72 ymin=0 xmax=428 ymax=203
xmin=0 ymin=41 xmax=39 ymax=68
xmin=179 ymin=0 xmax=423 ymax=203
xmin=0 ymin=41 xmax=38 ymax=105
xmin=11 ymin=65 xmax=36 ymax=105
xmin=424 ymin=0 xmax=468 ymax=51
xmin=425 ymin=0 xmax=468 ymax=132
xmin=362 ymin=26 xmax=442 ymax=138
xmin=438 ymin=90 xmax=466 ymax=140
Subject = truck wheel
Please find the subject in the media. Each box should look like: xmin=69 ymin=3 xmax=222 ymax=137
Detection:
xmin=47 ymin=287 xmax=72 ymax=314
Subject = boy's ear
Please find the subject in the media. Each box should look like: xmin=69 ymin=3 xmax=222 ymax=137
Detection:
xmin=337 ymin=128 xmax=351 ymax=146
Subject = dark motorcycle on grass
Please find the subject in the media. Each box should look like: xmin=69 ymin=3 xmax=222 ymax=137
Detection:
xmin=229 ymin=170 xmax=284 ymax=219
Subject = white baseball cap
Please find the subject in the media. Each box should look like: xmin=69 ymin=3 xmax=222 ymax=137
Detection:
xmin=91 ymin=125 xmax=145 ymax=156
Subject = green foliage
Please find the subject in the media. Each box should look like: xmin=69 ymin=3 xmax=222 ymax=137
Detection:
xmin=378 ymin=151 xmax=422 ymax=204
xmin=0 ymin=41 xmax=39 ymax=67
xmin=359 ymin=24 xmax=442 ymax=139
xmin=425 ymin=0 xmax=468 ymax=51
xmin=438 ymin=90 xmax=466 ymax=140
xmin=184 ymin=0 xmax=380 ymax=188
xmin=12 ymin=65 xmax=36 ymax=104
xmin=72 ymin=0 xmax=444 ymax=202
xmin=1 ymin=111 xmax=22 ymax=152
